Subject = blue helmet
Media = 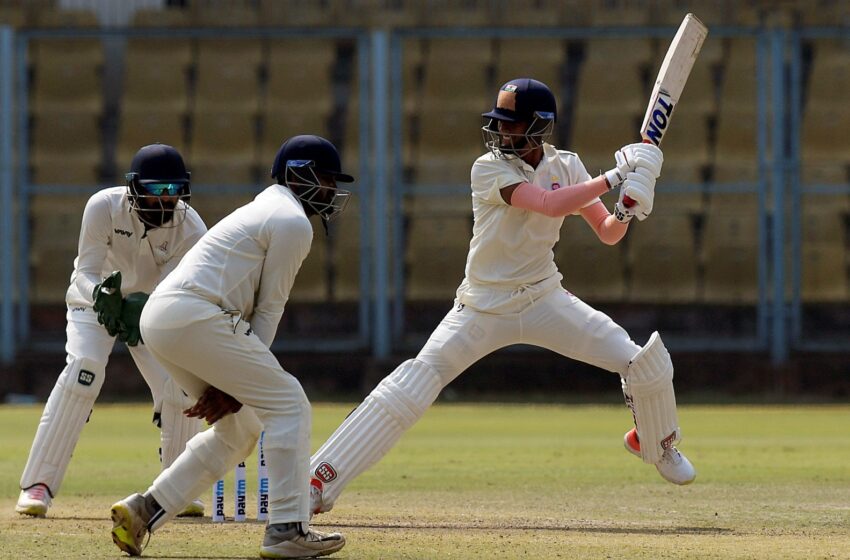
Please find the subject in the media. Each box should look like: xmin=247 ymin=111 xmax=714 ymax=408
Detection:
xmin=125 ymin=143 xmax=191 ymax=228
xmin=482 ymin=78 xmax=557 ymax=123
xmin=271 ymin=135 xmax=354 ymax=184
xmin=270 ymin=135 xmax=354 ymax=222
xmin=482 ymin=78 xmax=557 ymax=159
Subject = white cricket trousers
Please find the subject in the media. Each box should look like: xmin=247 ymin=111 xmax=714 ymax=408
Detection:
xmin=311 ymin=286 xmax=642 ymax=507
xmin=19 ymin=306 xmax=193 ymax=495
xmin=139 ymin=290 xmax=311 ymax=526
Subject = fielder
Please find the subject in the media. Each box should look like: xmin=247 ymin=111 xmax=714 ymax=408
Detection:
xmin=109 ymin=135 xmax=353 ymax=559
xmin=308 ymin=78 xmax=696 ymax=515
xmin=16 ymin=144 xmax=207 ymax=518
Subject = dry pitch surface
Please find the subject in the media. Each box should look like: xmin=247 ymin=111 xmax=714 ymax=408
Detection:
xmin=1 ymin=403 xmax=849 ymax=559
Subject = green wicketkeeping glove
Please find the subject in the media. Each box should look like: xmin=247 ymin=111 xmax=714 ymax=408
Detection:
xmin=118 ymin=292 xmax=149 ymax=347
xmin=92 ymin=271 xmax=123 ymax=337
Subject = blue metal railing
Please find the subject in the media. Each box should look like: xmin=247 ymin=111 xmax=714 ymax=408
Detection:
xmin=770 ymin=29 xmax=787 ymax=365
xmin=788 ymin=26 xmax=850 ymax=353
xmin=1 ymin=24 xmax=848 ymax=366
xmin=5 ymin=26 xmax=374 ymax=360
xmin=0 ymin=26 xmax=14 ymax=363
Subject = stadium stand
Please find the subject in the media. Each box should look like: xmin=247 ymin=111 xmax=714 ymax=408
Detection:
xmin=416 ymin=38 xmax=494 ymax=184
xmin=555 ymin=217 xmax=627 ymax=301
xmin=261 ymin=111 xmax=332 ymax=176
xmin=331 ymin=195 xmax=363 ymax=302
xmin=587 ymin=0 xmax=651 ymax=26
xmin=122 ymin=38 xmax=193 ymax=114
xmin=189 ymin=109 xmax=258 ymax=185
xmin=10 ymin=0 xmax=848 ymax=315
xmin=266 ymin=39 xmax=336 ymax=114
xmin=701 ymin=210 xmax=760 ymax=304
xmin=194 ymin=38 xmax=263 ymax=114
xmin=628 ymin=213 xmax=698 ymax=303
xmin=419 ymin=0 xmax=494 ymax=27
xmin=0 ymin=5 xmax=25 ymax=28
xmin=259 ymin=0 xmax=340 ymax=27
xmin=29 ymin=194 xmax=85 ymax=303
xmin=404 ymin=196 xmax=471 ymax=301
xmin=494 ymin=38 xmax=564 ymax=101
xmin=116 ymin=109 xmax=187 ymax=173
xmin=575 ymin=38 xmax=651 ymax=114
xmin=800 ymin=200 xmax=849 ymax=302
xmin=30 ymin=110 xmax=102 ymax=185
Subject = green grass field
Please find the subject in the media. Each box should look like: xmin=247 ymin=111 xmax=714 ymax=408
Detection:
xmin=2 ymin=403 xmax=849 ymax=559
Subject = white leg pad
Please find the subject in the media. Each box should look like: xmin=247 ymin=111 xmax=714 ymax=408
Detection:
xmin=158 ymin=377 xmax=203 ymax=469
xmin=149 ymin=408 xmax=262 ymax=531
xmin=20 ymin=355 xmax=106 ymax=494
xmin=621 ymin=331 xmax=680 ymax=464
xmin=310 ymin=358 xmax=443 ymax=508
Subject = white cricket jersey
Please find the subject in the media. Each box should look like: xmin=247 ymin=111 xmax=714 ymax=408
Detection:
xmin=67 ymin=186 xmax=207 ymax=307
xmin=457 ymin=143 xmax=595 ymax=311
xmin=155 ymin=184 xmax=314 ymax=347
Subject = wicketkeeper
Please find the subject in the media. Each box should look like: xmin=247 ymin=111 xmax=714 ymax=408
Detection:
xmin=16 ymin=144 xmax=207 ymax=518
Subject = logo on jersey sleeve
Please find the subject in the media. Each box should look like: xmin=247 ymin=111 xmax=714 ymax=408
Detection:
xmin=314 ymin=462 xmax=338 ymax=483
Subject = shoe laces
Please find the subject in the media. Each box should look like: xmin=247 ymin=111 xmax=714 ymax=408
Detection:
xmin=660 ymin=447 xmax=683 ymax=466
xmin=26 ymin=485 xmax=48 ymax=500
xmin=303 ymin=529 xmax=337 ymax=543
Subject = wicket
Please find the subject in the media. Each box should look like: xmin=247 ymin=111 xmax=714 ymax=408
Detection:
xmin=212 ymin=431 xmax=269 ymax=522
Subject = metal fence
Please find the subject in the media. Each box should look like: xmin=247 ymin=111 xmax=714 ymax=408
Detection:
xmin=0 ymin=23 xmax=848 ymax=366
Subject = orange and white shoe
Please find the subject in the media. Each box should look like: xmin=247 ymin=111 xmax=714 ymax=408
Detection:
xmin=624 ymin=427 xmax=696 ymax=485
xmin=15 ymin=484 xmax=52 ymax=517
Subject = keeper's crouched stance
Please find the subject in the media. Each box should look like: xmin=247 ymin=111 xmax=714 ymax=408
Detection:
xmin=309 ymin=78 xmax=695 ymax=517
xmin=16 ymin=144 xmax=206 ymax=518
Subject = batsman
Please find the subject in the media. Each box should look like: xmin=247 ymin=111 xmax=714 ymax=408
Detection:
xmin=308 ymin=78 xmax=696 ymax=516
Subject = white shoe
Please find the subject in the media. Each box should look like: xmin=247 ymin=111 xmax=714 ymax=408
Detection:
xmin=15 ymin=484 xmax=52 ymax=517
xmin=624 ymin=427 xmax=696 ymax=485
xmin=260 ymin=522 xmax=345 ymax=559
xmin=177 ymin=498 xmax=204 ymax=517
xmin=110 ymin=493 xmax=151 ymax=556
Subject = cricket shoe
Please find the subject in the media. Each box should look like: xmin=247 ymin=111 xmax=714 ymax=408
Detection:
xmin=176 ymin=498 xmax=204 ymax=517
xmin=260 ymin=522 xmax=345 ymax=559
xmin=110 ymin=493 xmax=151 ymax=556
xmin=15 ymin=484 xmax=52 ymax=517
xmin=624 ymin=427 xmax=696 ymax=485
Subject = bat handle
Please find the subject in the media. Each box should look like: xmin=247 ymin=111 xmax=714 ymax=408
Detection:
xmin=622 ymin=138 xmax=656 ymax=208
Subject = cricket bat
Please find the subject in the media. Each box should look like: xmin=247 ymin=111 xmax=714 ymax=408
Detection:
xmin=623 ymin=13 xmax=708 ymax=208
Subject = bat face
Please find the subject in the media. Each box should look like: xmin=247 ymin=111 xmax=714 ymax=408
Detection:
xmin=622 ymin=13 xmax=708 ymax=212
xmin=639 ymin=13 xmax=708 ymax=148
xmin=643 ymin=88 xmax=675 ymax=146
